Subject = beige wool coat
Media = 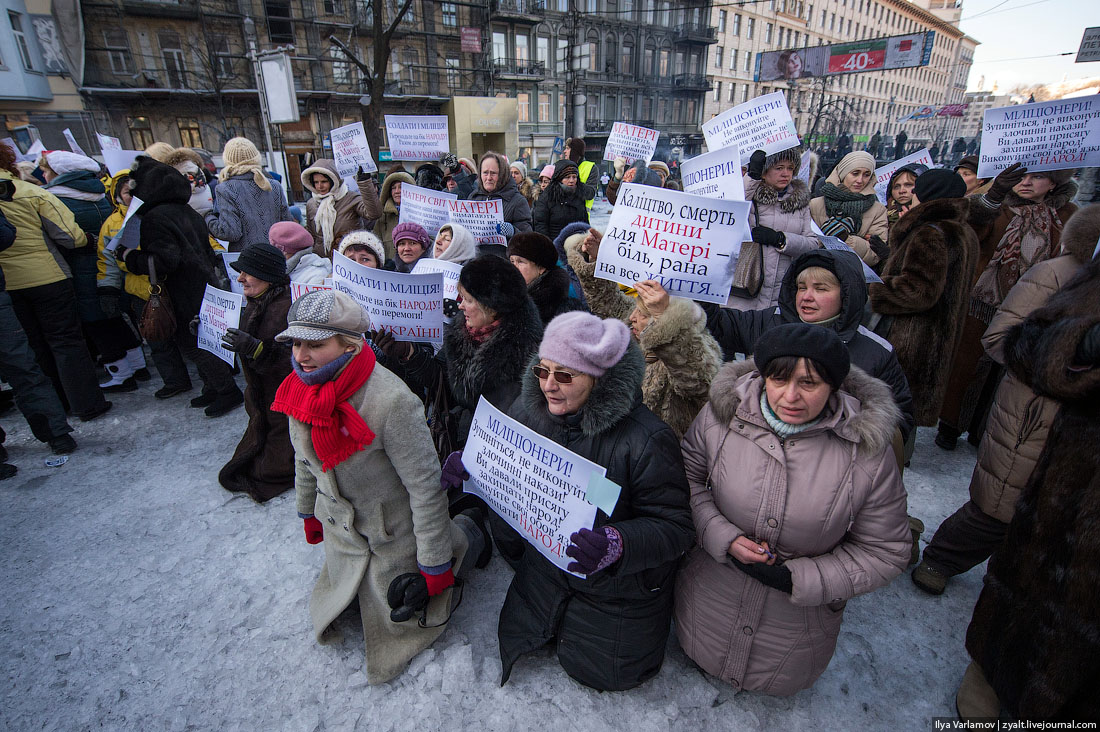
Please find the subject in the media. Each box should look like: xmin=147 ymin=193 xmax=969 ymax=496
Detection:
xmin=290 ymin=364 xmax=467 ymax=685
xmin=675 ymin=360 xmax=910 ymax=696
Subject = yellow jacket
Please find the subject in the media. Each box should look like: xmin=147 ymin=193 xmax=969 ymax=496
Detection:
xmin=0 ymin=170 xmax=87 ymax=290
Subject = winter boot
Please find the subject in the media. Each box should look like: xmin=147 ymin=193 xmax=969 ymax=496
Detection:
xmin=908 ymin=516 xmax=925 ymax=566
xmin=956 ymin=661 xmax=1001 ymax=720
xmin=155 ymin=383 xmax=192 ymax=399
xmin=204 ymin=387 xmax=244 ymax=418
xmin=125 ymin=347 xmax=151 ymax=381
xmin=100 ymin=357 xmax=137 ymax=393
xmin=190 ymin=389 xmax=217 ymax=408
xmin=48 ymin=434 xmax=77 ymax=455
xmin=911 ymin=559 xmax=949 ymax=595
xmin=935 ymin=421 xmax=960 ymax=451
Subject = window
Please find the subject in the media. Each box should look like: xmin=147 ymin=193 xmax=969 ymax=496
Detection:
xmin=8 ymin=12 xmax=34 ymax=71
xmin=128 ymin=117 xmax=154 ymax=149
xmin=559 ymin=92 xmax=566 ymax=123
xmin=729 ymin=46 xmax=737 ymax=69
xmin=556 ymin=38 xmax=567 ymax=73
xmin=493 ymin=31 xmax=507 ymax=60
xmin=518 ymin=92 xmax=530 ymax=122
xmin=585 ymin=0 xmax=595 ymax=12
xmin=846 ymin=18 xmax=851 ymax=35
xmin=732 ymin=13 xmax=741 ymax=35
xmin=728 ymin=82 xmax=736 ymax=102
xmin=539 ymin=92 xmax=551 ymax=121
xmin=829 ymin=13 xmax=835 ymax=30
xmin=445 ymin=56 xmax=460 ymax=89
xmin=820 ymin=8 xmax=826 ymax=26
xmin=587 ymin=40 xmax=598 ymax=72
xmin=718 ymin=10 xmax=726 ymax=32
xmin=103 ymin=29 xmax=133 ymax=75
xmin=674 ymin=50 xmax=685 ymax=75
xmin=658 ymin=48 xmax=669 ymax=75
xmin=746 ymin=17 xmax=754 ymax=39
xmin=265 ymin=0 xmax=294 ymax=44
xmin=604 ymin=35 xmax=616 ymax=73
xmin=177 ymin=119 xmax=203 ymax=148
xmin=713 ymin=81 xmax=721 ymax=102
xmin=441 ymin=1 xmax=457 ymax=26
xmin=741 ymin=85 xmax=749 ymax=102
xmin=515 ymin=34 xmax=529 ymax=62
xmin=401 ymin=47 xmax=419 ymax=84
xmin=323 ymin=0 xmax=341 ymax=13
xmin=536 ymin=36 xmax=549 ymax=67
xmin=765 ymin=23 xmax=773 ymax=43
xmin=210 ymin=36 xmax=234 ymax=80
xmin=158 ymin=31 xmax=187 ymax=87
xmin=330 ymin=46 xmax=352 ymax=84
xmin=743 ymin=50 xmax=751 ymax=72
xmin=715 ymin=46 xmax=723 ymax=68
xmin=657 ymin=97 xmax=667 ymax=123
xmin=644 ymin=41 xmax=655 ymax=75
xmin=586 ymin=96 xmax=598 ymax=127
xmin=621 ymin=41 xmax=633 ymax=75
xmin=640 ymin=96 xmax=652 ymax=122
xmin=621 ymin=0 xmax=632 ymax=20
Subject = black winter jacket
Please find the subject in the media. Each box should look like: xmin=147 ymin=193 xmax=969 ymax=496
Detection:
xmin=527 ymin=266 xmax=587 ymax=327
xmin=703 ymin=249 xmax=916 ymax=441
xmin=531 ymin=185 xmax=591 ymax=242
xmin=498 ymin=342 xmax=695 ymax=691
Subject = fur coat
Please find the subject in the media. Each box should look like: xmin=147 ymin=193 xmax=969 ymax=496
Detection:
xmin=526 ymin=266 xmax=586 ymax=327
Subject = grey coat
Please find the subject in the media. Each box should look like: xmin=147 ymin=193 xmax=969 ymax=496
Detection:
xmin=204 ymin=173 xmax=292 ymax=252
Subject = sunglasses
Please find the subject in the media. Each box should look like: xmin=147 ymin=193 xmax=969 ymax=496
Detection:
xmin=532 ymin=365 xmax=577 ymax=384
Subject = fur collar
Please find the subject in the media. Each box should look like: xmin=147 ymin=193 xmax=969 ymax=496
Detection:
xmin=752 ymin=178 xmax=810 ymax=213
xmin=1003 ymin=178 xmax=1079 ymax=212
xmin=554 ymin=221 xmax=592 ymax=263
xmin=518 ymin=341 xmax=646 ymax=438
xmin=707 ymin=359 xmax=900 ymax=457
xmin=527 ymin=267 xmax=572 ymax=323
xmin=443 ymin=298 xmax=543 ymax=407
xmin=1058 ymin=202 xmax=1100 ymax=263
xmin=889 ymin=197 xmax=969 ymax=243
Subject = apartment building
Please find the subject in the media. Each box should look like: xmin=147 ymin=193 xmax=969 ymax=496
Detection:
xmin=959 ymin=88 xmax=1011 ymax=140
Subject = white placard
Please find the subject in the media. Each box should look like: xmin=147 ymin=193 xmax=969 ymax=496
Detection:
xmin=819 ymin=234 xmax=883 ymax=284
xmin=873 ymin=148 xmax=933 ymax=204
xmin=603 ymin=122 xmax=660 ymax=164
xmin=680 ymin=145 xmax=746 ymax=201
xmin=462 ymin=397 xmax=601 ymax=576
xmin=103 ymin=149 xmax=141 ymax=176
xmin=62 ymin=128 xmax=86 ymax=156
xmin=702 ymin=92 xmax=799 ymax=165
xmin=595 ymin=183 xmax=752 ymax=304
xmin=198 ymin=284 xmax=244 ymax=365
xmin=104 ymin=196 xmax=143 ymax=253
xmin=331 ymin=251 xmax=444 ymax=343
xmin=797 ymin=150 xmax=813 ymax=185
xmin=330 ymin=121 xmax=378 ymax=185
xmin=221 ymin=252 xmax=244 ymax=295
xmin=25 ymin=139 xmax=46 ymax=161
xmin=96 ymin=132 xmax=122 ymax=152
xmin=289 ymin=279 xmax=334 ymax=301
xmin=411 ymin=258 xmax=463 ymax=301
xmin=446 ymin=198 xmax=506 ymax=248
xmin=398 ymin=183 xmax=456 ymax=238
xmin=977 ymin=95 xmax=1100 ymax=177
xmin=384 ymin=115 xmax=450 ymax=161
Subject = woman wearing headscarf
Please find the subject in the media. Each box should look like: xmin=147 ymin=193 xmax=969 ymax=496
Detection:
xmin=510 ymin=161 xmax=536 ymax=208
xmin=217 ymin=242 xmax=295 ymax=502
xmin=495 ymin=312 xmax=695 ymax=691
xmin=299 ymin=159 xmax=383 ymax=258
xmin=204 ymin=137 xmax=292 ymax=252
xmin=428 ymin=222 xmax=476 ymax=265
xmin=375 ymin=170 xmax=414 ymax=261
xmin=676 ymin=323 xmax=910 ymax=696
xmin=809 ymin=151 xmax=889 ymax=267
xmin=507 ymin=231 xmax=585 ymax=326
xmin=467 ymin=151 xmax=533 ymax=243
xmin=531 ymin=159 xmax=592 ymax=242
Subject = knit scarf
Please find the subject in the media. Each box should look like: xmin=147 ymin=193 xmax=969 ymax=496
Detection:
xmin=760 ymin=390 xmax=822 ymax=439
xmin=271 ymin=348 xmax=376 ymax=471
xmin=820 ymin=182 xmax=876 ymax=230
xmin=312 ymin=181 xmax=349 ymax=254
xmin=465 ymin=319 xmax=501 ymax=344
xmin=218 ymin=162 xmax=272 ymax=191
xmin=970 ymin=201 xmax=1062 ymax=323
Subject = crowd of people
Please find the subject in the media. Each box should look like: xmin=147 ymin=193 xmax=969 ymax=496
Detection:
xmin=0 ymin=132 xmax=1097 ymax=722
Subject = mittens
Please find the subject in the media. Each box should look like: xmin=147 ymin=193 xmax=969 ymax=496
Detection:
xmin=820 ymin=216 xmax=857 ymax=240
xmin=440 ymin=451 xmax=469 ymax=491
xmin=566 ymin=526 xmax=623 ymax=575
xmin=302 ymin=515 xmax=324 ymax=544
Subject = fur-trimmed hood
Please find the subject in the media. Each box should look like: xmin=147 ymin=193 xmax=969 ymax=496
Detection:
xmin=131 ymin=157 xmax=190 ymax=207
xmin=380 ymin=171 xmax=414 ymax=211
xmin=300 ymin=159 xmax=343 ymax=196
xmin=751 ymin=177 xmax=811 ymax=213
xmin=164 ymin=147 xmax=204 ymax=175
xmin=707 ymin=359 xmax=900 ymax=457
xmin=518 ymin=340 xmax=647 ymax=438
xmin=888 ymin=196 xmax=969 ymax=243
xmin=1058 ymin=202 xmax=1100 ymax=263
xmin=554 ymin=220 xmax=591 ymax=263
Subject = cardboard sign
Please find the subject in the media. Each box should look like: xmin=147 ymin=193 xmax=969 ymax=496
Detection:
xmin=384 ymin=115 xmax=450 ymax=161
xmin=62 ymin=129 xmax=86 ymax=156
xmin=289 ymin=279 xmax=333 ymax=301
xmin=197 ymin=285 xmax=244 ymax=365
xmin=873 ymin=148 xmax=933 ymax=204
xmin=96 ymin=132 xmax=122 ymax=152
xmin=977 ymin=95 xmax=1100 ymax=177
xmin=330 ymin=121 xmax=378 ymax=188
xmin=331 ymin=251 xmax=444 ymax=343
xmin=398 ymin=183 xmax=456 ymax=238
xmin=221 ymin=252 xmax=244 ymax=295
xmin=603 ymin=122 xmax=660 ymax=164
xmin=462 ymin=397 xmax=601 ymax=576
xmin=446 ymin=198 xmax=506 ymax=248
xmin=411 ymin=258 xmax=463 ymax=301
xmin=702 ymin=92 xmax=799 ymax=165
xmin=103 ymin=149 xmax=141 ymax=176
xmin=595 ymin=183 xmax=752 ymax=304
xmin=680 ymin=145 xmax=746 ymax=202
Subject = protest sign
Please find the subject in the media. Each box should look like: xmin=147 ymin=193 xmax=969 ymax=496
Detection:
xmin=221 ymin=252 xmax=244 ymax=295
xmin=447 ymin=198 xmax=506 ymax=249
xmin=331 ymin=251 xmax=444 ymax=342
xmin=603 ymin=122 xmax=660 ymax=164
xmin=702 ymin=91 xmax=799 ymax=165
xmin=873 ymin=148 xmax=933 ymax=204
xmin=62 ymin=129 xmax=86 ymax=156
xmin=289 ymin=279 xmax=333 ymax=301
xmin=384 ymin=115 xmax=450 ymax=161
xmin=104 ymin=196 xmax=143 ymax=253
xmin=96 ymin=132 xmax=122 ymax=152
xmin=977 ymin=95 xmax=1100 ymax=177
xmin=197 ymin=285 xmax=244 ymax=365
xmin=411 ymin=258 xmax=463 ymax=301
xmin=462 ymin=397 xmax=601 ymax=575
xmin=330 ymin=121 xmax=378 ymax=186
xmin=103 ymin=149 xmax=141 ymax=176
xmin=398 ymin=183 xmax=456 ymax=238
xmin=812 ymin=228 xmax=883 ymax=283
xmin=25 ymin=139 xmax=46 ymax=160
xmin=680 ymin=144 xmax=746 ymax=201
xmin=595 ymin=183 xmax=751 ymax=304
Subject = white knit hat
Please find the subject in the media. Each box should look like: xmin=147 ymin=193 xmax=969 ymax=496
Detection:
xmin=338 ymin=230 xmax=386 ymax=268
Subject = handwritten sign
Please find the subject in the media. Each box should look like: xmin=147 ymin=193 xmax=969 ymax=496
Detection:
xmin=447 ymin=198 xmax=506 ymax=248
xmin=977 ymin=95 xmax=1100 ymax=177
xmin=463 ymin=397 xmax=600 ymax=576
xmin=384 ymin=115 xmax=450 ymax=161
xmin=603 ymin=122 xmax=660 ymax=164
xmin=702 ymin=91 xmax=799 ymax=165
xmin=331 ymin=251 xmax=444 ymax=343
xmin=873 ymin=148 xmax=933 ymax=204
xmin=398 ymin=183 xmax=456 ymax=238
xmin=680 ymin=144 xmax=746 ymax=201
xmin=96 ymin=132 xmax=122 ymax=152
xmin=596 ymin=183 xmax=751 ymax=304
xmin=330 ymin=121 xmax=377 ymax=188
xmin=62 ymin=129 xmax=87 ymax=156
xmin=198 ymin=284 xmax=244 ymax=365
xmin=289 ymin=279 xmax=333 ymax=301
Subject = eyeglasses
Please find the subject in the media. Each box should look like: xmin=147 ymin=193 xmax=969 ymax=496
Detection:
xmin=532 ymin=365 xmax=576 ymax=384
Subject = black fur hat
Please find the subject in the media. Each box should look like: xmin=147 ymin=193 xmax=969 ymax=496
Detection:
xmin=459 ymin=254 xmax=530 ymax=316
xmin=508 ymin=231 xmax=559 ymax=271
xmin=415 ymin=163 xmax=445 ymax=191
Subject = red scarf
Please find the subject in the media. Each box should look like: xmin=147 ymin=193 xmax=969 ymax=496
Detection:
xmin=465 ymin=319 xmax=501 ymax=344
xmin=271 ymin=349 xmax=377 ymax=471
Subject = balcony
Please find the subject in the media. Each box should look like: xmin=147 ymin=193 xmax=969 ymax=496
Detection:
xmin=672 ymin=74 xmax=710 ymax=91
xmin=671 ymin=23 xmax=718 ymax=45
xmin=492 ymin=58 xmax=546 ymax=80
xmin=491 ymin=0 xmax=545 ymax=21
xmin=120 ymin=0 xmax=199 ymax=19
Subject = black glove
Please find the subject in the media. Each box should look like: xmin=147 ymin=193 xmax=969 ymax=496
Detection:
xmin=113 ymin=245 xmax=130 ymax=266
xmin=356 ymin=166 xmax=370 ymax=182
xmin=443 ymin=298 xmax=459 ymax=318
xmin=751 ymin=226 xmax=786 ymax=248
xmin=868 ymin=235 xmax=889 ymax=263
xmin=387 ymin=572 xmax=429 ymax=623
xmin=732 ymin=558 xmax=793 ymax=594
xmin=986 ymin=162 xmax=1027 ymax=205
xmin=188 ymin=315 xmax=201 ymax=337
xmin=747 ymin=150 xmax=767 ymax=181
xmin=98 ymin=287 xmax=121 ymax=319
xmin=373 ymin=329 xmax=411 ymax=362
xmin=1075 ymin=323 xmax=1100 ymax=366
xmin=221 ymin=327 xmax=262 ymax=358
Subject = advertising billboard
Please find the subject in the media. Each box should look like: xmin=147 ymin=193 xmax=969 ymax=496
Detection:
xmin=755 ymin=31 xmax=935 ymax=82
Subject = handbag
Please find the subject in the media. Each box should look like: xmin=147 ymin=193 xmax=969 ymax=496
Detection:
xmin=138 ymin=256 xmax=177 ymax=341
xmin=728 ymin=200 xmax=764 ymax=299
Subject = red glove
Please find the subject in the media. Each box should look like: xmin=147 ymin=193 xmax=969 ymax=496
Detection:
xmin=421 ymin=568 xmax=455 ymax=596
xmin=303 ymin=516 xmax=324 ymax=544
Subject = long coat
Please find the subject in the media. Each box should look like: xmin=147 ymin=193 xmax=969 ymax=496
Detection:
xmin=498 ymin=343 xmax=696 ymax=691
xmin=965 ymin=253 xmax=1100 ymax=720
xmin=868 ymin=197 xmax=980 ymax=425
xmin=675 ymin=360 xmax=910 ymax=696
xmin=300 ymin=159 xmax=383 ymax=258
xmin=289 ymin=361 xmax=468 ymax=685
xmin=0 ymin=171 xmax=86 ymax=291
xmin=204 ymin=173 xmax=292 ymax=252
xmin=375 ymin=172 xmax=414 ymax=262
xmin=217 ymin=285 xmax=294 ymax=502
xmin=531 ymin=186 xmax=589 ymax=242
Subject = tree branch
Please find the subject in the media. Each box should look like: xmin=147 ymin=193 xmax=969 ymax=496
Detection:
xmin=328 ymin=34 xmax=375 ymax=86
xmin=383 ymin=0 xmax=415 ymax=43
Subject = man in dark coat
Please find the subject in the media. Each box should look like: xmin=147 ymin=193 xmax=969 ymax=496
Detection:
xmin=894 ymin=131 xmax=908 ymax=159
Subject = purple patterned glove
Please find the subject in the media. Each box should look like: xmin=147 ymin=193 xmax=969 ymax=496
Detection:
xmin=566 ymin=526 xmax=623 ymax=575
xmin=440 ymin=451 xmax=468 ymax=491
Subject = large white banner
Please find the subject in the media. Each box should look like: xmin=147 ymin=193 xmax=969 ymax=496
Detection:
xmin=603 ymin=122 xmax=660 ymax=164
xmin=977 ymin=95 xmax=1100 ymax=177
xmin=197 ymin=285 xmax=244 ymax=365
xmin=873 ymin=148 xmax=933 ymax=204
xmin=384 ymin=115 xmax=450 ymax=161
xmin=595 ymin=183 xmax=752 ymax=304
xmin=398 ymin=183 xmax=456 ymax=238
xmin=462 ymin=398 xmax=603 ymax=576
xmin=447 ymin=198 xmax=506 ymax=249
xmin=702 ymin=92 xmax=799 ymax=165
xmin=330 ymin=121 xmax=378 ymax=185
xmin=331 ymin=251 xmax=444 ymax=343
xmin=680 ymin=144 xmax=746 ymax=201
